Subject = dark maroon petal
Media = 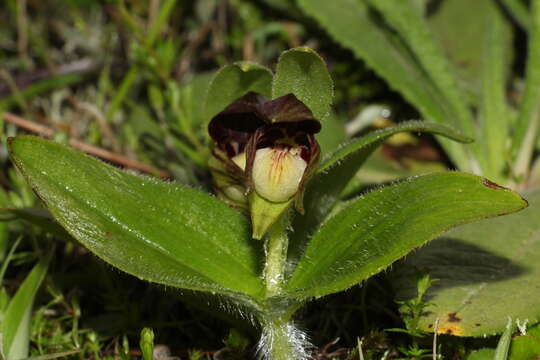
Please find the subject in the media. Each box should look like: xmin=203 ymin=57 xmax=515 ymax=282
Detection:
xmin=260 ymin=94 xmax=321 ymax=134
xmin=208 ymin=92 xmax=269 ymax=156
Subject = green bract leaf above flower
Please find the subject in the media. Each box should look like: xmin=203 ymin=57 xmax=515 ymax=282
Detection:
xmin=273 ymin=47 xmax=334 ymax=122
xmin=204 ymin=61 xmax=273 ymax=122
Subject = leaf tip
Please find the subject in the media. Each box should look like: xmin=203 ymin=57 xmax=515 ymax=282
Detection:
xmin=7 ymin=135 xmax=39 ymax=155
xmin=481 ymin=178 xmax=506 ymax=191
xmin=6 ymin=136 xmax=22 ymax=155
xmin=479 ymin=177 xmax=529 ymax=214
xmin=7 ymin=136 xmax=21 ymax=159
xmin=294 ymin=46 xmax=317 ymax=54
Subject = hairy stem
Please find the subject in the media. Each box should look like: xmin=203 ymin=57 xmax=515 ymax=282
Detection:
xmin=264 ymin=217 xmax=288 ymax=297
xmin=260 ymin=217 xmax=310 ymax=360
xmin=259 ymin=317 xmax=310 ymax=360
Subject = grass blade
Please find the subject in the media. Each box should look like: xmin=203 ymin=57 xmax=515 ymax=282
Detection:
xmin=0 ymin=236 xmax=22 ymax=286
xmin=512 ymin=0 xmax=540 ymax=179
xmin=495 ymin=319 xmax=514 ymax=360
xmin=2 ymin=249 xmax=52 ymax=360
xmin=479 ymin=4 xmax=513 ymax=183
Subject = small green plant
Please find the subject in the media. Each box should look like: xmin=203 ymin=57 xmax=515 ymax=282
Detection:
xmin=139 ymin=328 xmax=154 ymax=360
xmin=388 ymin=270 xmax=437 ymax=360
xmin=394 ymin=270 xmax=437 ymax=338
xmin=6 ymin=47 xmax=528 ymax=359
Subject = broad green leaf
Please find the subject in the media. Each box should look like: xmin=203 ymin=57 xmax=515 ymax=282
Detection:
xmin=285 ymin=172 xmax=527 ymax=299
xmin=296 ymin=0 xmax=473 ymax=172
xmin=289 ymin=121 xmax=471 ymax=263
xmin=2 ymin=250 xmax=52 ymax=360
xmin=8 ymin=136 xmax=264 ymax=299
xmin=272 ymin=47 xmax=333 ymax=121
xmin=392 ymin=190 xmax=540 ymax=336
xmin=204 ymin=62 xmax=272 ymax=122
xmin=513 ymin=0 xmax=540 ymax=177
xmin=366 ymin=0 xmax=475 ymax=138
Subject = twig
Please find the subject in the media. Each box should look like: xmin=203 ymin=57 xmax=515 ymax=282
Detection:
xmin=3 ymin=112 xmax=171 ymax=179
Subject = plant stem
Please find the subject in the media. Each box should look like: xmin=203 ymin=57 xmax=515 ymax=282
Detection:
xmin=264 ymin=217 xmax=288 ymax=297
xmin=261 ymin=217 xmax=307 ymax=360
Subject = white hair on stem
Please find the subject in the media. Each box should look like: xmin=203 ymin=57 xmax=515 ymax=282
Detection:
xmin=256 ymin=321 xmax=312 ymax=360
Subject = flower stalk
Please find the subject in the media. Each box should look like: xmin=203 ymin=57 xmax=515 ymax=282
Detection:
xmin=259 ymin=316 xmax=310 ymax=360
xmin=258 ymin=216 xmax=311 ymax=360
xmin=264 ymin=216 xmax=288 ymax=297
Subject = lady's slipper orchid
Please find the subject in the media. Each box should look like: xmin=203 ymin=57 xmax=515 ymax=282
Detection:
xmin=208 ymin=92 xmax=321 ymax=239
